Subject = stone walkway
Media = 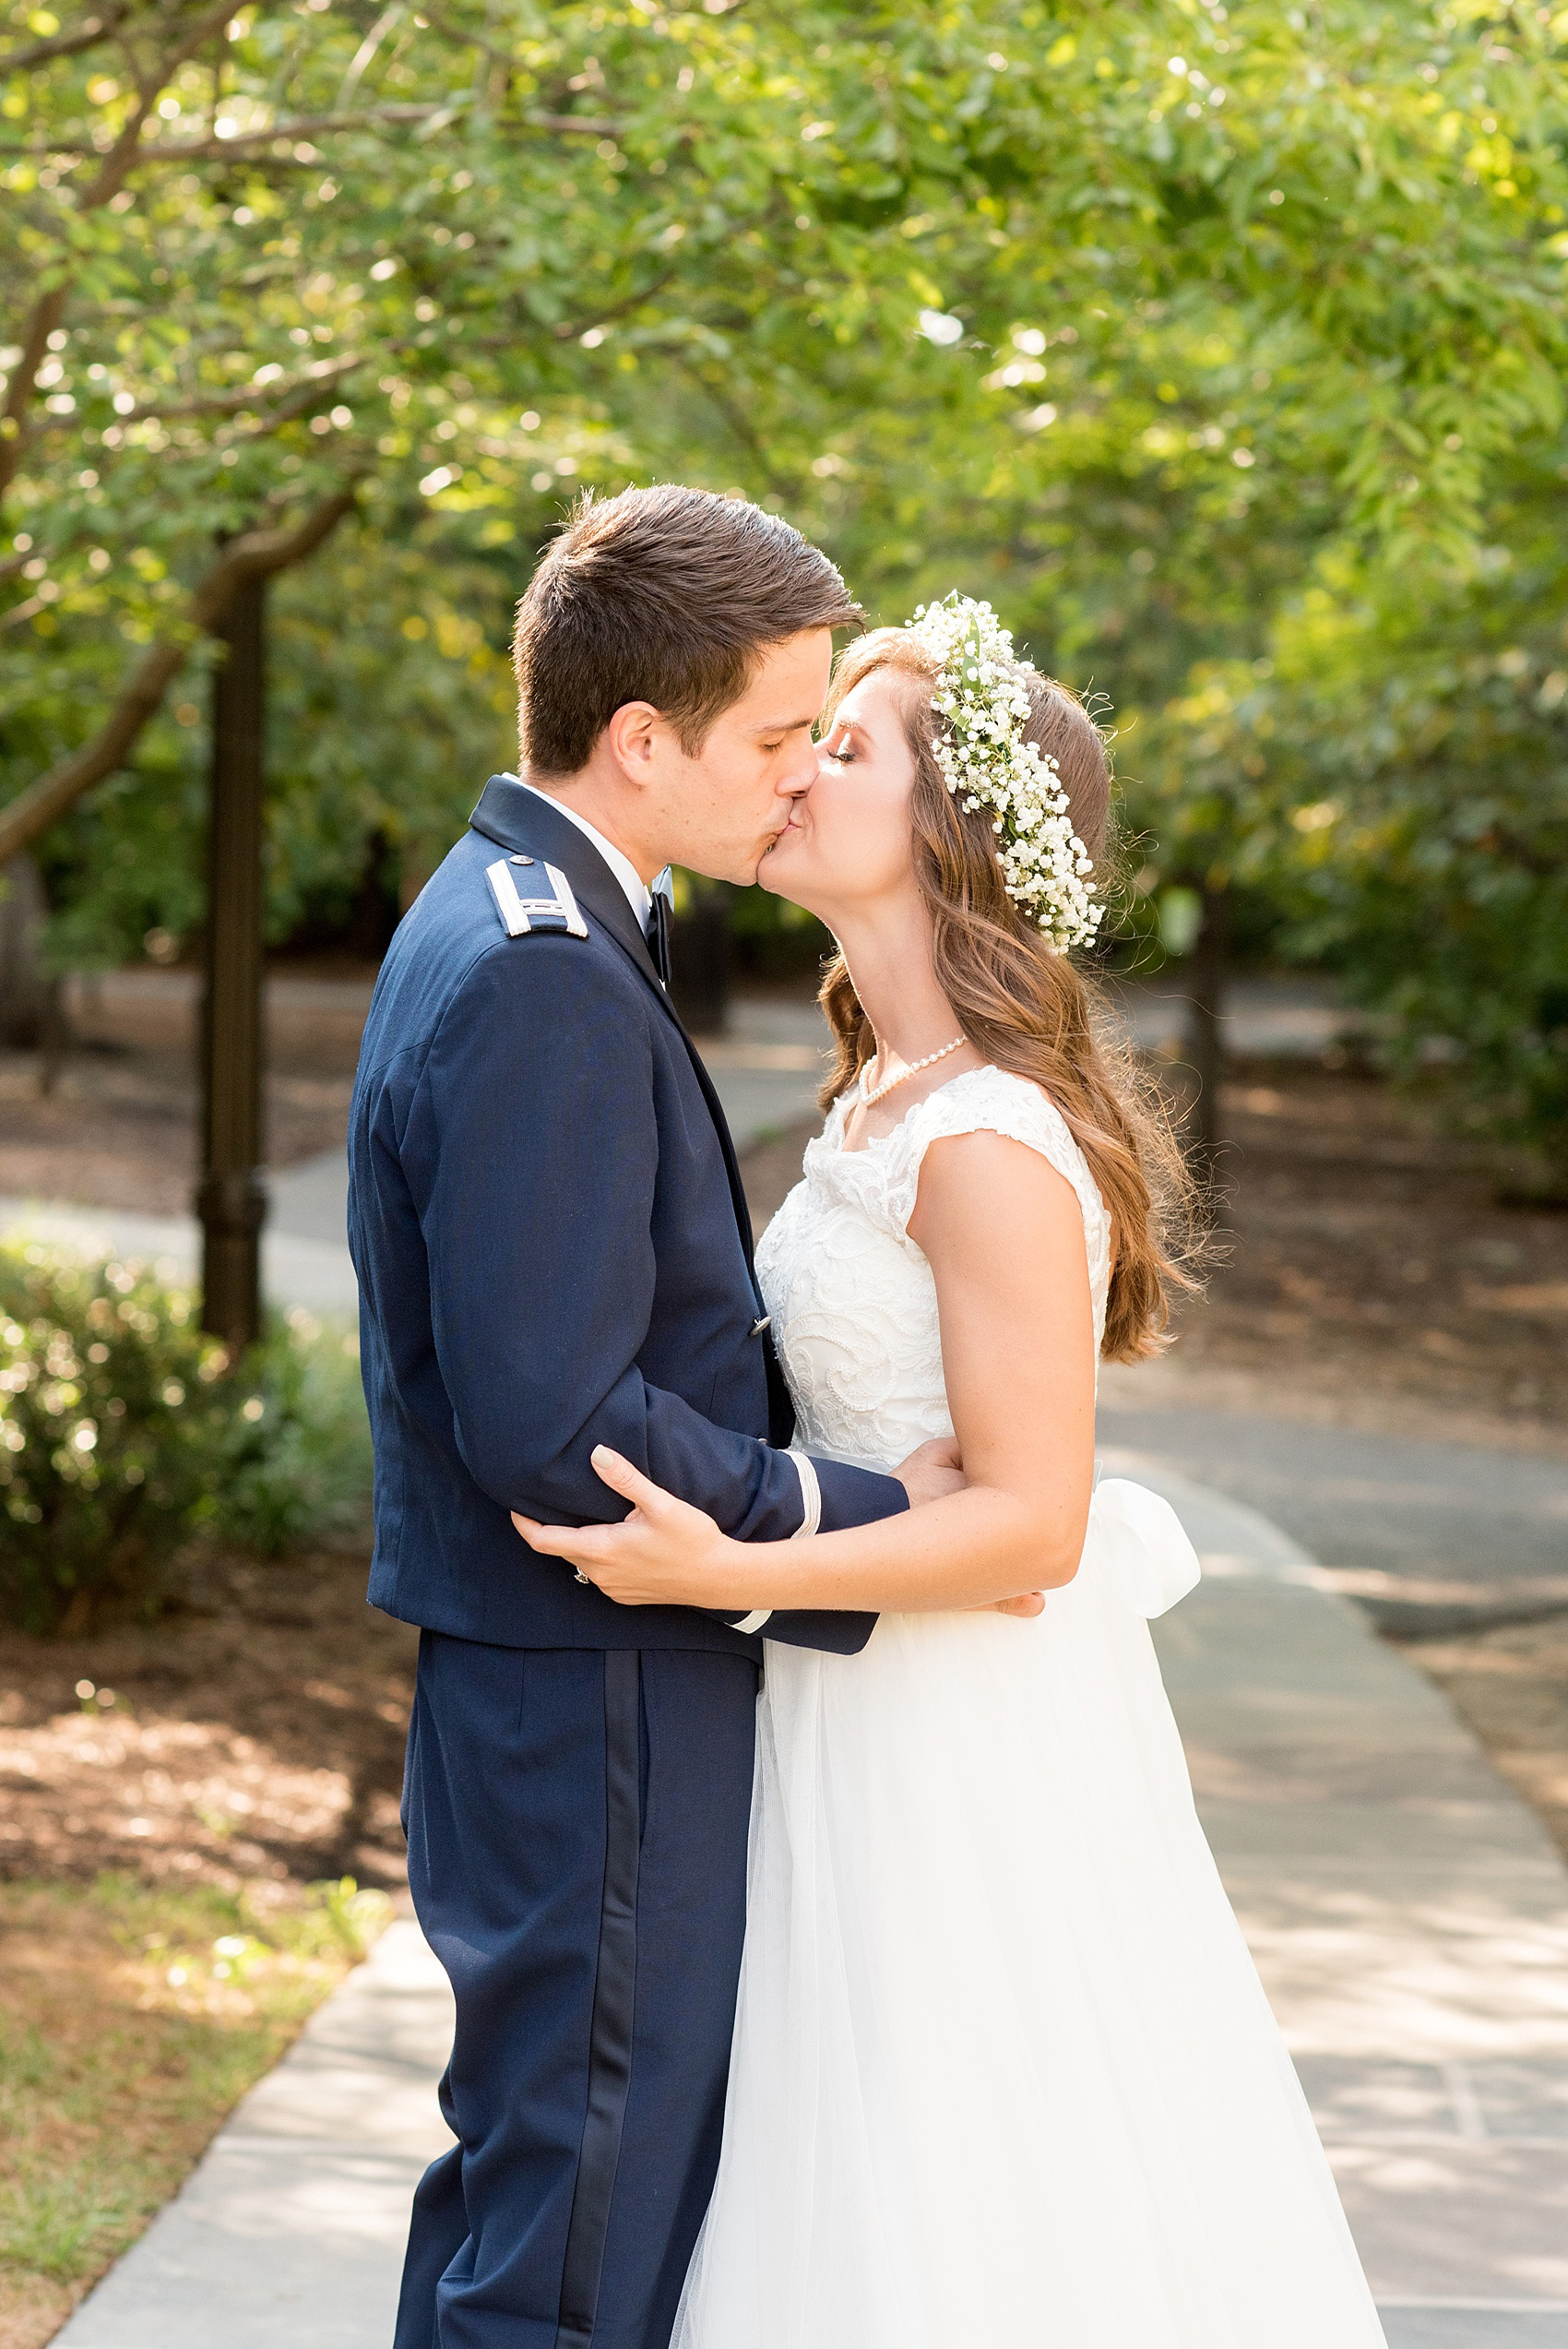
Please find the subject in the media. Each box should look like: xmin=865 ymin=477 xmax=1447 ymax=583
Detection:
xmin=53 ymin=1915 xmax=452 ymax=2349
xmin=1099 ymin=1391 xmax=1568 ymax=1622
xmin=1123 ymin=1459 xmax=1568 ymax=2349
xmin=52 ymin=1465 xmax=1568 ymax=2348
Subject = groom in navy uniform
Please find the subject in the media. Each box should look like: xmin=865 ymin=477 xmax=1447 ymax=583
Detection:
xmin=350 ymin=487 xmax=955 ymax=2348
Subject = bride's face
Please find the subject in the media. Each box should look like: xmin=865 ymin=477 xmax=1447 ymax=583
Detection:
xmin=758 ymin=669 xmax=918 ymax=921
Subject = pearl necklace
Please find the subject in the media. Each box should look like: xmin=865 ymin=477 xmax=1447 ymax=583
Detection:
xmin=861 ymin=1034 xmax=967 ymax=1108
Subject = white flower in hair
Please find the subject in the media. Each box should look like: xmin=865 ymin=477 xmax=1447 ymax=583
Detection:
xmin=908 ymin=592 xmax=1104 ymax=954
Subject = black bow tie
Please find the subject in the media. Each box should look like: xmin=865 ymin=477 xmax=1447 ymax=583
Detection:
xmin=645 ymin=889 xmax=671 ymax=988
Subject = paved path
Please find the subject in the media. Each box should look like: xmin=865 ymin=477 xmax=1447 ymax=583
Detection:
xmin=53 ymin=1470 xmax=1568 ymax=2349
xmin=1120 ymin=1459 xmax=1568 ymax=2349
xmin=53 ymin=1915 xmax=453 ymax=2349
xmin=1099 ymin=1394 xmax=1568 ymax=1626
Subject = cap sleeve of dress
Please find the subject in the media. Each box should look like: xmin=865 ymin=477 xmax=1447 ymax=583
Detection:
xmin=894 ymin=1067 xmax=1112 ymax=1341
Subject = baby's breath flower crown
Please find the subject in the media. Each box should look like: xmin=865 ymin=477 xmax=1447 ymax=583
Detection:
xmin=908 ymin=592 xmax=1103 ymax=954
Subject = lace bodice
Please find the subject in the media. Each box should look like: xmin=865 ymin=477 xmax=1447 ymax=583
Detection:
xmin=755 ymin=1067 xmax=1111 ymax=1473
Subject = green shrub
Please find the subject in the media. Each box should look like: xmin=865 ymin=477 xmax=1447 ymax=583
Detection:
xmin=209 ymin=1305 xmax=373 ymax=1558
xmin=0 ymin=1246 xmax=371 ymax=1634
xmin=0 ymin=1246 xmax=234 ymax=1634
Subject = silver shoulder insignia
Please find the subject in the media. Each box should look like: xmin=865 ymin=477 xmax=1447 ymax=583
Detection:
xmin=486 ymin=860 xmax=589 ymax=940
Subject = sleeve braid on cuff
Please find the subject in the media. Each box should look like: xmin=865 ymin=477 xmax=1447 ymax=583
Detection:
xmin=729 ymin=1450 xmax=822 ymax=1636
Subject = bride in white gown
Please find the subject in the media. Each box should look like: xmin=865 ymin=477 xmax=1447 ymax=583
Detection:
xmin=517 ymin=598 xmax=1388 ymax=2347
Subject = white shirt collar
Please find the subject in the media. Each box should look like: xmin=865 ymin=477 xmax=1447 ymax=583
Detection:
xmin=517 ymin=779 xmax=651 ymax=928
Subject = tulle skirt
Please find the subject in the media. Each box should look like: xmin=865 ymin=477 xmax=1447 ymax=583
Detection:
xmin=672 ymin=1481 xmax=1386 ymax=2349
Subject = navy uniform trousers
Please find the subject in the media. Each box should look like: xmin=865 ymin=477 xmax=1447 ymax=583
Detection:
xmin=395 ymin=1636 xmax=756 ymax=2349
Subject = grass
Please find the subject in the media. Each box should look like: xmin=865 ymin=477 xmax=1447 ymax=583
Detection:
xmin=0 ymin=1870 xmax=390 ymax=2346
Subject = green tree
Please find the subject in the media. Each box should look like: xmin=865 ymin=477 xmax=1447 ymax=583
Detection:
xmin=2 ymin=0 xmax=1158 ymax=859
xmin=1149 ymin=510 xmax=1568 ymax=1194
xmin=4 ymin=0 xmax=1567 ymax=1183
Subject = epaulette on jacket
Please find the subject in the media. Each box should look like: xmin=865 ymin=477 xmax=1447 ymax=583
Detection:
xmin=484 ymin=856 xmax=589 ymax=940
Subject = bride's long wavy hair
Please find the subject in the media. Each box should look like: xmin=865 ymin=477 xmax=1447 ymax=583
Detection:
xmin=817 ymin=628 xmax=1196 ymax=1363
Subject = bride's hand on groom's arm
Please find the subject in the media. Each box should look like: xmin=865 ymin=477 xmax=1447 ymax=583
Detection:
xmin=894 ymin=1436 xmax=966 ymax=1505
xmin=895 ymin=1438 xmax=1043 ymax=1616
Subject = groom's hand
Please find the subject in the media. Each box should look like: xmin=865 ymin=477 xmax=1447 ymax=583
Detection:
xmin=894 ymin=1437 xmax=966 ymax=1507
xmin=894 ymin=1439 xmax=1046 ymax=1618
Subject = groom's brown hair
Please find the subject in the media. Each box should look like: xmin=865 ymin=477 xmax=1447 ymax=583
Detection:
xmin=513 ymin=484 xmax=861 ymax=777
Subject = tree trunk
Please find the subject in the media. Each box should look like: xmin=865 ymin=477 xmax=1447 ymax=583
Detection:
xmin=1183 ymin=882 xmax=1230 ymax=1190
xmin=37 ymin=972 xmax=69 ymax=1098
xmin=0 ymin=854 xmax=48 ymax=1048
xmin=197 ymin=576 xmax=267 ymax=1353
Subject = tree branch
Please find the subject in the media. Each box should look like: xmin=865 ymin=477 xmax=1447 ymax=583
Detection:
xmin=417 ymin=4 xmax=509 ymax=69
xmin=1 ymin=290 xmax=70 ymax=502
xmin=0 ymin=592 xmax=49 ymax=633
xmin=527 ymin=113 xmax=620 ymax=135
xmin=116 ymin=352 xmax=362 ymax=427
xmin=2 ymin=101 xmax=433 ymax=159
xmin=0 ymin=484 xmax=359 ymax=863
xmin=336 ymin=0 xmax=404 ymax=111
xmin=139 ymin=99 xmax=456 ymax=155
xmin=218 ymin=359 xmax=368 ymax=441
xmin=0 ymin=6 xmax=126 ymax=72
xmin=6 ymin=102 xmax=623 ymax=159
xmin=540 ymin=268 xmax=680 ymax=344
xmin=676 ymin=357 xmax=790 ymax=497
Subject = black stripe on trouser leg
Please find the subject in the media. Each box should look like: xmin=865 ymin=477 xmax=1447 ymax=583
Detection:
xmin=556 ymin=1650 xmax=641 ymax=2349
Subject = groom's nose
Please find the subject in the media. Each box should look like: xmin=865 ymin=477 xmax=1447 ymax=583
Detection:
xmin=778 ymin=739 xmax=818 ymax=795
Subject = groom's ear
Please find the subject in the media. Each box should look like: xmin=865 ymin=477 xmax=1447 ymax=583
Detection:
xmin=603 ymin=699 xmax=664 ymax=785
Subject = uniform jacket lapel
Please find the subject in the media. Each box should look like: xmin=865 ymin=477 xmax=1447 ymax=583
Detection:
xmin=468 ymin=779 xmax=777 ymax=1335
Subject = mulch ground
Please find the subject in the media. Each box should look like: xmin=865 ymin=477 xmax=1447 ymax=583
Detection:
xmin=1407 ymin=1613 xmax=1568 ymax=1871
xmin=0 ymin=1548 xmax=414 ymax=1895
xmin=1176 ymin=1060 xmax=1568 ymax=1433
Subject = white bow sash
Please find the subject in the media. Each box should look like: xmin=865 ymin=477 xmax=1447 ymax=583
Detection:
xmin=1086 ymin=1477 xmax=1203 ymax=1618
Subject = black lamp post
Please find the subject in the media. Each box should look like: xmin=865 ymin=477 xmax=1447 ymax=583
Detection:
xmin=196 ymin=572 xmax=267 ymax=1353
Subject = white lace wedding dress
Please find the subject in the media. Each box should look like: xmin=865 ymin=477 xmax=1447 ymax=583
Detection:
xmin=673 ymin=1067 xmax=1387 ymax=2349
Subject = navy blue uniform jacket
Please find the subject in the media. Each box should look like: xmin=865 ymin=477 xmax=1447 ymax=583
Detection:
xmin=348 ymin=777 xmax=904 ymax=1656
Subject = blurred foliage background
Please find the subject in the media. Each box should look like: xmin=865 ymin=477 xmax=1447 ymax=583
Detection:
xmin=3 ymin=0 xmax=1567 ymax=1186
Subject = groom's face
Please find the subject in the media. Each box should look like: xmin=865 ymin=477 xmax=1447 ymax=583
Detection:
xmin=654 ymin=628 xmax=834 ymax=886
